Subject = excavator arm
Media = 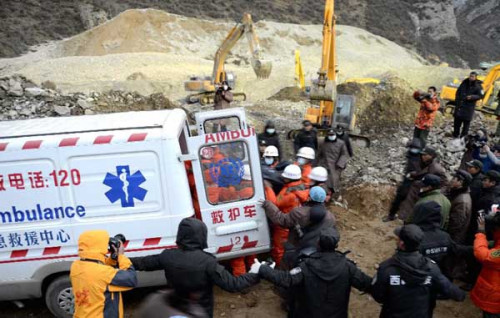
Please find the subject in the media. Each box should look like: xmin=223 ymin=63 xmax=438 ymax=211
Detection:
xmin=482 ymin=64 xmax=500 ymax=105
xmin=212 ymin=13 xmax=272 ymax=85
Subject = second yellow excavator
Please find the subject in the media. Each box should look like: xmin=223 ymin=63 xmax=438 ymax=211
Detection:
xmin=185 ymin=13 xmax=272 ymax=105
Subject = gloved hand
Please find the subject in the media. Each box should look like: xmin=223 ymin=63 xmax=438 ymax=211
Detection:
xmin=249 ymin=259 xmax=262 ymax=274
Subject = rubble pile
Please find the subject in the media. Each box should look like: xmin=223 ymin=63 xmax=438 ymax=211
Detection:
xmin=0 ymin=75 xmax=176 ymax=121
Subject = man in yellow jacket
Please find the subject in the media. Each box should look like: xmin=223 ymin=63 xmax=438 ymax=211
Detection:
xmin=70 ymin=230 xmax=137 ymax=318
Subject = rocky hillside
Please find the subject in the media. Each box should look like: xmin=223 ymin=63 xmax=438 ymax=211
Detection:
xmin=0 ymin=0 xmax=499 ymax=68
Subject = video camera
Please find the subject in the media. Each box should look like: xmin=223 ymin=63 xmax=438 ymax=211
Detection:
xmin=416 ymin=93 xmax=432 ymax=102
xmin=108 ymin=234 xmax=126 ymax=260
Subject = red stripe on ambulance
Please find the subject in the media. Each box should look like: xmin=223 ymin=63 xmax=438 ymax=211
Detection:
xmin=128 ymin=133 xmax=148 ymax=142
xmin=242 ymin=240 xmax=258 ymax=249
xmin=10 ymin=250 xmax=29 ymax=258
xmin=22 ymin=140 xmax=42 ymax=150
xmin=43 ymin=247 xmax=61 ymax=255
xmin=0 ymin=142 xmax=8 ymax=151
xmin=59 ymin=137 xmax=79 ymax=147
xmin=216 ymin=245 xmax=234 ymax=254
xmin=143 ymin=237 xmax=162 ymax=246
xmin=93 ymin=135 xmax=113 ymax=144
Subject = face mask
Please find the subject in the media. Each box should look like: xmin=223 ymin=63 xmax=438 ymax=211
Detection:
xmin=328 ymin=135 xmax=337 ymax=141
xmin=223 ymin=85 xmax=228 ymax=91
xmin=297 ymin=157 xmax=308 ymax=166
xmin=409 ymin=148 xmax=420 ymax=155
xmin=264 ymin=157 xmax=274 ymax=166
xmin=266 ymin=128 xmax=275 ymax=134
xmin=479 ymin=153 xmax=488 ymax=159
xmin=337 ymin=131 xmax=344 ymax=136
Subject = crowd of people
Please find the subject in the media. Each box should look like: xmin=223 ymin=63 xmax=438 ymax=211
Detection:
xmin=69 ymin=75 xmax=500 ymax=318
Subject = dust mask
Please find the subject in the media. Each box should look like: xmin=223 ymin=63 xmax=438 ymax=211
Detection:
xmin=264 ymin=157 xmax=274 ymax=166
xmin=297 ymin=157 xmax=308 ymax=166
xmin=266 ymin=128 xmax=275 ymax=134
xmin=328 ymin=135 xmax=337 ymax=141
xmin=223 ymin=85 xmax=228 ymax=91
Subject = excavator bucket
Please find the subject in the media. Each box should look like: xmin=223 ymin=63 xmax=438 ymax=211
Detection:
xmin=251 ymin=59 xmax=273 ymax=79
xmin=310 ymin=79 xmax=336 ymax=101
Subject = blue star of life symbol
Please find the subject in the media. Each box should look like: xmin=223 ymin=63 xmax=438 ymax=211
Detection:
xmin=103 ymin=165 xmax=147 ymax=207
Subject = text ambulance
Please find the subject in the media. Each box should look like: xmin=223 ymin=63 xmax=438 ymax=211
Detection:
xmin=0 ymin=108 xmax=270 ymax=317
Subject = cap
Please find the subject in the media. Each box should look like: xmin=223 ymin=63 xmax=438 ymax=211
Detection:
xmin=394 ymin=224 xmax=424 ymax=252
xmin=327 ymin=129 xmax=335 ymax=135
xmin=485 ymin=170 xmax=500 ymax=183
xmin=302 ymin=120 xmax=312 ymax=126
xmin=310 ymin=186 xmax=327 ymax=203
xmin=319 ymin=227 xmax=340 ymax=252
xmin=466 ymin=160 xmax=483 ymax=170
xmin=421 ymin=147 xmax=437 ymax=158
xmin=259 ymin=139 xmax=267 ymax=146
xmin=454 ymin=169 xmax=472 ymax=186
xmin=422 ymin=174 xmax=441 ymax=187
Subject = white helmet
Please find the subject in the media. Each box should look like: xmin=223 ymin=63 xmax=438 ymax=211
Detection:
xmin=241 ymin=164 xmax=252 ymax=181
xmin=297 ymin=147 xmax=315 ymax=160
xmin=282 ymin=164 xmax=302 ymax=180
xmin=263 ymin=145 xmax=279 ymax=157
xmin=308 ymin=167 xmax=328 ymax=182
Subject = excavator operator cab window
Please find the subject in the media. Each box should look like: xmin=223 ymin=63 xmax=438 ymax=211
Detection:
xmin=333 ymin=95 xmax=356 ymax=130
xmin=199 ymin=141 xmax=254 ymax=205
xmin=204 ymin=116 xmax=241 ymax=134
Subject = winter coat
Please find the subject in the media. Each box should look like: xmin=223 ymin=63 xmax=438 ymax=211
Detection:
xmin=337 ymin=132 xmax=353 ymax=157
xmin=470 ymin=172 xmax=485 ymax=211
xmin=294 ymin=129 xmax=318 ymax=152
xmin=454 ymin=79 xmax=483 ymax=121
xmin=131 ymin=218 xmax=259 ymax=317
xmin=447 ymin=188 xmax=472 ymax=244
xmin=470 ymin=231 xmax=500 ymax=314
xmin=414 ymin=98 xmax=439 ymax=130
xmin=213 ymin=89 xmax=233 ymax=110
xmin=372 ymin=251 xmax=465 ymax=318
xmin=259 ymin=249 xmax=371 ymax=317
xmin=258 ymin=124 xmax=281 ymax=156
xmin=276 ymin=180 xmax=309 ymax=214
xmin=262 ymin=201 xmax=336 ymax=249
xmin=398 ymin=159 xmax=447 ymax=220
xmin=70 ymin=230 xmax=137 ymax=318
xmin=318 ymin=138 xmax=349 ymax=192
xmin=137 ymin=290 xmax=207 ymax=318
xmin=475 ymin=185 xmax=500 ymax=214
xmin=411 ymin=202 xmax=472 ymax=267
xmin=412 ymin=189 xmax=451 ymax=230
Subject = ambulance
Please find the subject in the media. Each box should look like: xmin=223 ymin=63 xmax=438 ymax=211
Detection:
xmin=0 ymin=107 xmax=270 ymax=317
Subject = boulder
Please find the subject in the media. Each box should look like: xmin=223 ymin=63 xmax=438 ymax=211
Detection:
xmin=8 ymin=78 xmax=23 ymax=97
xmin=25 ymin=87 xmax=48 ymax=97
xmin=53 ymin=105 xmax=71 ymax=116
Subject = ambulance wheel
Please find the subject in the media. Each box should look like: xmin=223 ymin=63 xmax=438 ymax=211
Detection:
xmin=45 ymin=275 xmax=74 ymax=318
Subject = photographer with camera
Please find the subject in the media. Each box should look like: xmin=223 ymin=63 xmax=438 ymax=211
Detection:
xmin=471 ymin=210 xmax=500 ymax=317
xmin=413 ymin=88 xmax=440 ymax=147
xmin=70 ymin=230 xmax=137 ymax=318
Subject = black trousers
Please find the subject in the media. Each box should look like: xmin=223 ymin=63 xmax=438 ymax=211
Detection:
xmin=388 ymin=178 xmax=413 ymax=216
xmin=413 ymin=127 xmax=430 ymax=147
xmin=453 ymin=117 xmax=471 ymax=138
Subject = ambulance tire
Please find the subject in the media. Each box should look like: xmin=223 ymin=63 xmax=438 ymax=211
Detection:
xmin=45 ymin=275 xmax=73 ymax=318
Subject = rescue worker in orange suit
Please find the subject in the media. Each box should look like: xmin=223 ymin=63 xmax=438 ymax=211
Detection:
xmin=471 ymin=212 xmax=500 ymax=317
xmin=296 ymin=147 xmax=315 ymax=187
xmin=308 ymin=166 xmax=332 ymax=203
xmin=230 ymin=164 xmax=256 ymax=276
xmin=70 ymin=230 xmax=137 ymax=318
xmin=413 ymin=88 xmax=440 ymax=147
xmin=272 ymin=164 xmax=309 ymax=266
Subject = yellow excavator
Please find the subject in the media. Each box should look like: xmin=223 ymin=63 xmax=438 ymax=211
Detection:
xmin=289 ymin=0 xmax=370 ymax=147
xmin=185 ymin=13 xmax=272 ymax=105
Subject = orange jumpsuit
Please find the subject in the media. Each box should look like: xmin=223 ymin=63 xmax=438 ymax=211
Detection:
xmin=272 ymin=180 xmax=309 ymax=266
xmin=299 ymin=163 xmax=313 ymax=187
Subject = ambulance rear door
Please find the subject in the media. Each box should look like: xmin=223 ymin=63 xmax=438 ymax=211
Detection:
xmin=185 ymin=127 xmax=270 ymax=259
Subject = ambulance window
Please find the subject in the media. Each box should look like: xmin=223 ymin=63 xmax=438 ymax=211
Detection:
xmin=204 ymin=116 xmax=241 ymax=133
xmin=199 ymin=141 xmax=254 ymax=205
xmin=178 ymin=129 xmax=188 ymax=155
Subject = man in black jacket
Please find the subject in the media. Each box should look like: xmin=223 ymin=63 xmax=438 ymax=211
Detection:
xmin=254 ymin=227 xmax=372 ymax=318
xmin=258 ymin=120 xmax=281 ymax=157
xmin=294 ymin=120 xmax=318 ymax=152
xmin=466 ymin=159 xmax=485 ymax=211
xmin=453 ymin=72 xmax=484 ymax=138
xmin=372 ymin=224 xmax=465 ymax=318
xmin=336 ymin=125 xmax=353 ymax=157
xmin=131 ymin=218 xmax=259 ymax=317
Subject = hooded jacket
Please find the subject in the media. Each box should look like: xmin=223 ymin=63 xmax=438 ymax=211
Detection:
xmin=411 ymin=202 xmax=472 ymax=266
xmin=70 ymin=230 xmax=137 ymax=318
xmin=259 ymin=228 xmax=372 ymax=318
xmin=471 ymin=231 xmax=500 ymax=314
xmin=413 ymin=189 xmax=451 ymax=230
xmin=131 ymin=218 xmax=259 ymax=317
xmin=372 ymin=250 xmax=465 ymax=318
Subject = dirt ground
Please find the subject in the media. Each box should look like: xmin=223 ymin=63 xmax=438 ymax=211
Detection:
xmin=0 ymin=183 xmax=481 ymax=318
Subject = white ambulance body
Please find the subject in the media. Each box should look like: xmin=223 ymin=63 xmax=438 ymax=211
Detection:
xmin=0 ymin=108 xmax=270 ymax=317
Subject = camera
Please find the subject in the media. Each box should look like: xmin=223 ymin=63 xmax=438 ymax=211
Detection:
xmin=108 ymin=234 xmax=126 ymax=260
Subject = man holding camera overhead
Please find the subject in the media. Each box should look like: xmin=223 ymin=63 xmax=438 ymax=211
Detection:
xmin=413 ymin=87 xmax=440 ymax=147
xmin=70 ymin=230 xmax=137 ymax=318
